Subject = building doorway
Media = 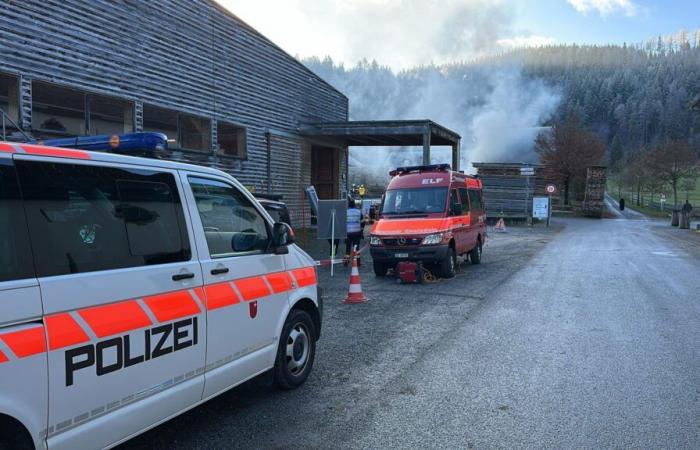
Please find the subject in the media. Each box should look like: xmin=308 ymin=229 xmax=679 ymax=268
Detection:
xmin=311 ymin=146 xmax=340 ymax=200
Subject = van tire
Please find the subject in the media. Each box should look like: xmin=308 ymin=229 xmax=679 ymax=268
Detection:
xmin=439 ymin=247 xmax=457 ymax=278
xmin=273 ymin=309 xmax=316 ymax=390
xmin=469 ymin=239 xmax=482 ymax=265
xmin=373 ymin=261 xmax=389 ymax=277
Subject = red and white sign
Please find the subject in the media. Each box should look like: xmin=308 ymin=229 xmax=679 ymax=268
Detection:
xmin=546 ymin=184 xmax=556 ymax=194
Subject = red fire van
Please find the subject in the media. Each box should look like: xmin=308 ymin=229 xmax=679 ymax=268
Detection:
xmin=369 ymin=164 xmax=486 ymax=278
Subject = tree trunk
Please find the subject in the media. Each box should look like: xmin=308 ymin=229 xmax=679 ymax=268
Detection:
xmin=564 ymin=179 xmax=570 ymax=205
xmin=672 ymin=180 xmax=678 ymax=207
xmin=636 ymin=181 xmax=641 ymax=206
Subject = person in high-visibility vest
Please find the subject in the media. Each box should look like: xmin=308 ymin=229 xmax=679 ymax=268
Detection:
xmin=345 ymin=198 xmax=364 ymax=262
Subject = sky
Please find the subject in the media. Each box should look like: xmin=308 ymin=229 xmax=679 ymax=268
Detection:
xmin=216 ymin=0 xmax=700 ymax=70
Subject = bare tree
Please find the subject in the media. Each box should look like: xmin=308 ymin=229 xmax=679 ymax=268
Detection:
xmin=645 ymin=141 xmax=699 ymax=206
xmin=536 ymin=117 xmax=606 ymax=205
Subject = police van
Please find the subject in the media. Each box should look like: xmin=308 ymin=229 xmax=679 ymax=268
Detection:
xmin=0 ymin=141 xmax=321 ymax=450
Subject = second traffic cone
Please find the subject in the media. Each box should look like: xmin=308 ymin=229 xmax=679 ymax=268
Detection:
xmin=494 ymin=218 xmax=507 ymax=232
xmin=343 ymin=249 xmax=367 ymax=304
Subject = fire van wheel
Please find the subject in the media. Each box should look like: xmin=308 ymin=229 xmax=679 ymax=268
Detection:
xmin=273 ymin=309 xmax=316 ymax=390
xmin=373 ymin=261 xmax=389 ymax=277
xmin=469 ymin=239 xmax=482 ymax=265
xmin=439 ymin=247 xmax=457 ymax=278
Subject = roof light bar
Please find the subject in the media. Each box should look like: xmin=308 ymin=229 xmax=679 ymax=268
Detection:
xmin=389 ymin=163 xmax=451 ymax=176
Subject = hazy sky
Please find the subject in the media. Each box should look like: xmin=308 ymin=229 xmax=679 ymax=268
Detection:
xmin=216 ymin=0 xmax=700 ymax=69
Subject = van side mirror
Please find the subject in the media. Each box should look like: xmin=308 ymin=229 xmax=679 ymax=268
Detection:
xmin=272 ymin=222 xmax=295 ymax=254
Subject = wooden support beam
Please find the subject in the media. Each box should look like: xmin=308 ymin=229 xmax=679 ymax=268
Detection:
xmin=452 ymin=139 xmax=461 ymax=172
xmin=422 ymin=128 xmax=431 ymax=165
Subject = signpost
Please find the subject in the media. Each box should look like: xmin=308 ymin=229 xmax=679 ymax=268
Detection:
xmin=660 ymin=193 xmax=667 ymax=211
xmin=545 ymin=184 xmax=556 ymax=227
xmin=317 ymin=200 xmax=347 ymax=277
xmin=533 ymin=197 xmax=550 ymax=222
xmin=521 ymin=166 xmax=535 ymax=225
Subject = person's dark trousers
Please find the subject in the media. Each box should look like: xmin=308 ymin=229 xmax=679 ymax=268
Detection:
xmin=346 ymin=232 xmax=362 ymax=255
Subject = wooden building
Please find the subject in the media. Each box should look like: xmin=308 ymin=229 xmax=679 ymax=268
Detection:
xmin=472 ymin=162 xmax=547 ymax=219
xmin=0 ymin=1 xmax=463 ymax=226
xmin=0 ymin=0 xmax=351 ymax=226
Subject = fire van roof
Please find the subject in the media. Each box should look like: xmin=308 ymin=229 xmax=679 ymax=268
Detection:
xmin=386 ymin=164 xmax=481 ymax=190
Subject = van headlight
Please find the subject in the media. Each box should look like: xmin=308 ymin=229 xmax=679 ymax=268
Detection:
xmin=422 ymin=233 xmax=444 ymax=245
xmin=370 ymin=236 xmax=382 ymax=246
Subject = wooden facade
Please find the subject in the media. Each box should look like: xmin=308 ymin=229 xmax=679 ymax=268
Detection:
xmin=0 ymin=0 xmax=349 ymax=226
xmin=472 ymin=162 xmax=546 ymax=219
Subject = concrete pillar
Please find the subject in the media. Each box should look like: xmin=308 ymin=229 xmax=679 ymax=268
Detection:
xmin=19 ymin=75 xmax=32 ymax=132
xmin=422 ymin=128 xmax=431 ymax=165
xmin=452 ymin=139 xmax=461 ymax=171
xmin=134 ymin=101 xmax=143 ymax=132
xmin=210 ymin=118 xmax=218 ymax=153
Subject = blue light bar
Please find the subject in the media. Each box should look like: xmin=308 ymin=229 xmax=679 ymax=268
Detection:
xmin=36 ymin=132 xmax=168 ymax=156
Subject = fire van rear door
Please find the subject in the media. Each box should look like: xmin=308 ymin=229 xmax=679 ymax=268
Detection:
xmin=0 ymin=154 xmax=47 ymax=450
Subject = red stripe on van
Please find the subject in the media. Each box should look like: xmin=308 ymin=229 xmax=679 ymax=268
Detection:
xmin=0 ymin=327 xmax=46 ymax=358
xmin=45 ymin=313 xmax=90 ymax=350
xmin=291 ymin=267 xmax=317 ymax=287
xmin=0 ymin=350 xmax=7 ymax=363
xmin=204 ymin=282 xmax=240 ymax=310
xmin=79 ymin=301 xmax=152 ymax=338
xmin=20 ymin=144 xmax=91 ymax=160
xmin=144 ymin=290 xmax=201 ymax=322
xmin=266 ymin=272 xmax=294 ymax=294
xmin=234 ymin=276 xmax=271 ymax=301
xmin=0 ymin=143 xmax=16 ymax=153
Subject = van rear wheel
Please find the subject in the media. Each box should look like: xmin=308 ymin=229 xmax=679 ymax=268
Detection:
xmin=273 ymin=309 xmax=316 ymax=389
xmin=469 ymin=239 xmax=482 ymax=265
xmin=439 ymin=247 xmax=457 ymax=278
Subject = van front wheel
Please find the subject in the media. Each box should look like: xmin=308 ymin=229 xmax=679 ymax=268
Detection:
xmin=273 ymin=309 xmax=316 ymax=389
xmin=469 ymin=239 xmax=482 ymax=265
xmin=439 ymin=247 xmax=457 ymax=278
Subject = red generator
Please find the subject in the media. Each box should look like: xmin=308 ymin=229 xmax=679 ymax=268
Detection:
xmin=398 ymin=261 xmax=424 ymax=284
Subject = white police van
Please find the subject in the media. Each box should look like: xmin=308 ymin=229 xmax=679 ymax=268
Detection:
xmin=0 ymin=141 xmax=321 ymax=450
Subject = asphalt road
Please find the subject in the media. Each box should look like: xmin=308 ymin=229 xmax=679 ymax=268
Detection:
xmin=122 ymin=217 xmax=700 ymax=450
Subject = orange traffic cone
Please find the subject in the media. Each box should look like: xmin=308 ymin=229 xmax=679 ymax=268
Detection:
xmin=343 ymin=249 xmax=367 ymax=304
xmin=494 ymin=218 xmax=507 ymax=232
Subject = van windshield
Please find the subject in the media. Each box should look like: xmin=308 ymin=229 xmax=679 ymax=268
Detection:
xmin=381 ymin=187 xmax=448 ymax=215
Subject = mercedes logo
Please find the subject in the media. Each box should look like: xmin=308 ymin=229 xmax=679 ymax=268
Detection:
xmin=398 ymin=237 xmax=407 ymax=245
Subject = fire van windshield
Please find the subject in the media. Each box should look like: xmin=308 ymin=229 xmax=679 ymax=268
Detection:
xmin=381 ymin=187 xmax=448 ymax=216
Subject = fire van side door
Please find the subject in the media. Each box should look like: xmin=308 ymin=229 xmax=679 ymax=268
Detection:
xmin=14 ymin=156 xmax=206 ymax=450
xmin=0 ymin=154 xmax=48 ymax=450
xmin=180 ymin=173 xmax=290 ymax=399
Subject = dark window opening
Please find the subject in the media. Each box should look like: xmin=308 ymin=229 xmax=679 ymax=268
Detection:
xmin=0 ymin=73 xmax=20 ymax=125
xmin=458 ymin=187 xmax=470 ymax=215
xmin=88 ymin=94 xmax=133 ymax=135
xmin=32 ymin=81 xmax=134 ymax=139
xmin=32 ymin=82 xmax=85 ymax=138
xmin=217 ymin=121 xmax=247 ymax=158
xmin=468 ymin=189 xmax=482 ymax=211
xmin=143 ymin=105 xmax=211 ymax=152
xmin=143 ymin=104 xmax=178 ymax=144
xmin=16 ymin=161 xmax=191 ymax=277
xmin=0 ymin=160 xmax=35 ymax=282
xmin=180 ymin=114 xmax=211 ymax=151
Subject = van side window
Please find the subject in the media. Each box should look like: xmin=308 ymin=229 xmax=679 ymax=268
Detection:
xmin=189 ymin=177 xmax=270 ymax=258
xmin=0 ymin=161 xmax=35 ymax=282
xmin=458 ymin=188 xmax=470 ymax=215
xmin=449 ymin=189 xmax=460 ymax=216
xmin=468 ymin=189 xmax=482 ymax=212
xmin=15 ymin=161 xmax=190 ymax=277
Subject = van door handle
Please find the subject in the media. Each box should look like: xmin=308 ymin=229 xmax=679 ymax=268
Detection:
xmin=210 ymin=267 xmax=229 ymax=275
xmin=172 ymin=272 xmax=195 ymax=281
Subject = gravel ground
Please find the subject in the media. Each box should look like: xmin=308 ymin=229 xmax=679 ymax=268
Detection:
xmin=121 ymin=214 xmax=700 ymax=449
xmin=119 ymin=224 xmax=560 ymax=450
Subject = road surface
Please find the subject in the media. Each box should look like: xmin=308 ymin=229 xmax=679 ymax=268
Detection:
xmin=123 ymin=217 xmax=700 ymax=449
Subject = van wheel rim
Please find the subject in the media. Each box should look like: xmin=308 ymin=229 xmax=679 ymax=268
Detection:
xmin=286 ymin=323 xmax=310 ymax=375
